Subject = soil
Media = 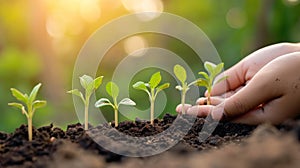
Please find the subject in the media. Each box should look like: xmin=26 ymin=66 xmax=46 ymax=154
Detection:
xmin=0 ymin=114 xmax=299 ymax=168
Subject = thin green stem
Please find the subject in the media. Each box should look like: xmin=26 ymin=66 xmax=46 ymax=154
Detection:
xmin=84 ymin=98 xmax=89 ymax=130
xmin=181 ymin=89 xmax=187 ymax=114
xmin=114 ymin=108 xmax=118 ymax=127
xmin=150 ymin=99 xmax=155 ymax=125
xmin=28 ymin=117 xmax=32 ymax=141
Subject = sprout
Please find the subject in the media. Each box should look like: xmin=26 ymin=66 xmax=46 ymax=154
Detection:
xmin=133 ymin=72 xmax=170 ymax=125
xmin=68 ymin=75 xmax=103 ymax=130
xmin=95 ymin=81 xmax=135 ymax=127
xmin=173 ymin=64 xmax=198 ymax=114
xmin=196 ymin=61 xmax=227 ymax=105
xmin=8 ymin=83 xmax=47 ymax=141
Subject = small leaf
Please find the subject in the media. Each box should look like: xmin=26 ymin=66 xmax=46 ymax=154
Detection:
xmin=8 ymin=102 xmax=24 ymax=110
xmin=149 ymin=72 xmax=161 ymax=89
xmin=94 ymin=76 xmax=104 ymax=89
xmin=174 ymin=64 xmax=186 ymax=84
xmin=204 ymin=61 xmax=216 ymax=75
xmin=95 ymin=98 xmax=112 ymax=108
xmin=106 ymin=82 xmax=119 ymax=99
xmin=214 ymin=75 xmax=228 ymax=85
xmin=33 ymin=100 xmax=47 ymax=109
xmin=29 ymin=83 xmax=42 ymax=103
xmin=133 ymin=81 xmax=148 ymax=91
xmin=79 ymin=75 xmax=94 ymax=89
xmin=119 ymin=98 xmax=136 ymax=106
xmin=157 ymin=83 xmax=170 ymax=91
xmin=10 ymin=88 xmax=27 ymax=103
xmin=67 ymin=89 xmax=85 ymax=102
xmin=195 ymin=79 xmax=209 ymax=87
xmin=198 ymin=72 xmax=209 ymax=80
xmin=175 ymin=85 xmax=183 ymax=91
xmin=213 ymin=63 xmax=224 ymax=76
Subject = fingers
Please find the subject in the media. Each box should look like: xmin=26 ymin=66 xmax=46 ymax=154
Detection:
xmin=196 ymin=96 xmax=224 ymax=105
xmin=176 ymin=104 xmax=192 ymax=114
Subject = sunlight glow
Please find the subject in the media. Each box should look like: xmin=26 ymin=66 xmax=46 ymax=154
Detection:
xmin=124 ymin=36 xmax=148 ymax=57
xmin=121 ymin=0 xmax=164 ymax=21
xmin=80 ymin=0 xmax=101 ymax=23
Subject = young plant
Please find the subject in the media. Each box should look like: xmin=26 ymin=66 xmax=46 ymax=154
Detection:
xmin=95 ymin=81 xmax=136 ymax=127
xmin=196 ymin=61 xmax=227 ymax=105
xmin=8 ymin=83 xmax=47 ymax=141
xmin=68 ymin=75 xmax=103 ymax=130
xmin=133 ymin=72 xmax=170 ymax=125
xmin=173 ymin=64 xmax=199 ymax=114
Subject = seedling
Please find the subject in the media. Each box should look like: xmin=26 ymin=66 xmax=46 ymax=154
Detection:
xmin=68 ymin=75 xmax=103 ymax=130
xmin=133 ymin=72 xmax=170 ymax=125
xmin=174 ymin=64 xmax=200 ymax=114
xmin=95 ymin=81 xmax=136 ymax=127
xmin=8 ymin=83 xmax=47 ymax=141
xmin=196 ymin=61 xmax=227 ymax=105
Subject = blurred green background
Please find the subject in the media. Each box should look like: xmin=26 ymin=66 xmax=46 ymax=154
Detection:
xmin=1 ymin=0 xmax=299 ymax=132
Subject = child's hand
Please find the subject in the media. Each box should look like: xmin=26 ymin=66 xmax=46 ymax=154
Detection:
xmin=176 ymin=43 xmax=300 ymax=124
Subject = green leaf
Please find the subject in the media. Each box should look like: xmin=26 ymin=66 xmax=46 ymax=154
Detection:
xmin=29 ymin=83 xmax=42 ymax=103
xmin=95 ymin=98 xmax=112 ymax=108
xmin=106 ymin=82 xmax=119 ymax=99
xmin=8 ymin=102 xmax=24 ymax=110
xmin=198 ymin=71 xmax=209 ymax=80
xmin=174 ymin=64 xmax=186 ymax=84
xmin=195 ymin=79 xmax=209 ymax=87
xmin=133 ymin=81 xmax=148 ymax=91
xmin=94 ymin=76 xmax=103 ymax=90
xmin=157 ymin=83 xmax=170 ymax=91
xmin=80 ymin=75 xmax=94 ymax=89
xmin=149 ymin=72 xmax=161 ymax=89
xmin=33 ymin=100 xmax=47 ymax=109
xmin=118 ymin=98 xmax=136 ymax=106
xmin=213 ymin=63 xmax=224 ymax=76
xmin=10 ymin=88 xmax=27 ymax=103
xmin=67 ymin=89 xmax=85 ymax=102
xmin=175 ymin=85 xmax=183 ymax=91
xmin=214 ymin=75 xmax=228 ymax=85
xmin=204 ymin=61 xmax=216 ymax=75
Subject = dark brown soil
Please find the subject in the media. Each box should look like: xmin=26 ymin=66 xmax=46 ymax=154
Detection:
xmin=0 ymin=114 xmax=299 ymax=168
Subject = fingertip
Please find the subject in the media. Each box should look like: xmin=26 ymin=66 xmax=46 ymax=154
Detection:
xmin=176 ymin=104 xmax=192 ymax=113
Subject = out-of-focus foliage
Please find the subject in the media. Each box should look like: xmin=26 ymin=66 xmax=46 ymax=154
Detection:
xmin=0 ymin=0 xmax=299 ymax=132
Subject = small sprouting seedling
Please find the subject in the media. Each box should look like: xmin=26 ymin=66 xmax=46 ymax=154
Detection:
xmin=68 ymin=75 xmax=103 ymax=130
xmin=174 ymin=64 xmax=200 ymax=114
xmin=133 ymin=72 xmax=170 ymax=125
xmin=196 ymin=61 xmax=227 ymax=105
xmin=8 ymin=83 xmax=47 ymax=141
xmin=95 ymin=81 xmax=136 ymax=127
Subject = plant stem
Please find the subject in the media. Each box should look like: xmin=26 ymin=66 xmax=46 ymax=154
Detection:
xmin=28 ymin=117 xmax=32 ymax=141
xmin=207 ymin=92 xmax=211 ymax=105
xmin=181 ymin=89 xmax=187 ymax=114
xmin=150 ymin=99 xmax=154 ymax=125
xmin=114 ymin=109 xmax=118 ymax=127
xmin=84 ymin=100 xmax=89 ymax=130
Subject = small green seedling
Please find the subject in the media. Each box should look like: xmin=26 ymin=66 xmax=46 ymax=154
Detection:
xmin=8 ymin=83 xmax=47 ymax=141
xmin=133 ymin=72 xmax=170 ymax=125
xmin=95 ymin=81 xmax=136 ymax=127
xmin=196 ymin=61 xmax=227 ymax=105
xmin=68 ymin=75 xmax=103 ymax=130
xmin=173 ymin=64 xmax=199 ymax=114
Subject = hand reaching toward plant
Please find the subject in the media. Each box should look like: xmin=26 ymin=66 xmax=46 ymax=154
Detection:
xmin=176 ymin=42 xmax=300 ymax=124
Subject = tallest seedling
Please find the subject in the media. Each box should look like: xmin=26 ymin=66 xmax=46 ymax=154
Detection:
xmin=68 ymin=75 xmax=103 ymax=130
